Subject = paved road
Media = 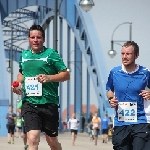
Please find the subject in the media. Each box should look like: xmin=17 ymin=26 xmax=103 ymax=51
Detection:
xmin=0 ymin=132 xmax=113 ymax=150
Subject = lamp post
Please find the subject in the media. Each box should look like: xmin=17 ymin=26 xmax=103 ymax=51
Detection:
xmin=67 ymin=61 xmax=83 ymax=132
xmin=53 ymin=0 xmax=94 ymax=132
xmin=79 ymin=0 xmax=94 ymax=12
xmin=108 ymin=22 xmax=132 ymax=58
xmin=7 ymin=20 xmax=28 ymax=107
xmin=10 ymin=22 xmax=14 ymax=107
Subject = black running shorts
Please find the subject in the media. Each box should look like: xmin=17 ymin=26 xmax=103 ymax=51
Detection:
xmin=22 ymin=101 xmax=59 ymax=137
xmin=112 ymin=123 xmax=150 ymax=150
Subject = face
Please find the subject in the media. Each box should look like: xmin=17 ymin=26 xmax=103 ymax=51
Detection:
xmin=95 ymin=113 xmax=98 ymax=117
xmin=8 ymin=106 xmax=12 ymax=112
xmin=72 ymin=113 xmax=76 ymax=118
xmin=121 ymin=45 xmax=138 ymax=66
xmin=28 ymin=30 xmax=45 ymax=52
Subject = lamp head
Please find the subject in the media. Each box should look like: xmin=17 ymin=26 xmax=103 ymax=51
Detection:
xmin=7 ymin=67 xmax=11 ymax=73
xmin=67 ymin=68 xmax=71 ymax=72
xmin=79 ymin=0 xmax=94 ymax=12
xmin=108 ymin=50 xmax=117 ymax=58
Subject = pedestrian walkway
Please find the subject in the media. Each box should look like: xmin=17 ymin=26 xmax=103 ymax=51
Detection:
xmin=0 ymin=132 xmax=113 ymax=150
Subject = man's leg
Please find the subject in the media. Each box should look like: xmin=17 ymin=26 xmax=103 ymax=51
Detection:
xmin=22 ymin=102 xmax=42 ymax=150
xmin=132 ymin=123 xmax=150 ymax=150
xmin=7 ymin=133 xmax=11 ymax=143
xmin=93 ymin=130 xmax=98 ymax=145
xmin=112 ymin=126 xmax=132 ymax=150
xmin=10 ymin=125 xmax=15 ymax=144
xmin=27 ymin=130 xmax=40 ymax=150
xmin=23 ymin=133 xmax=28 ymax=149
xmin=45 ymin=134 xmax=62 ymax=150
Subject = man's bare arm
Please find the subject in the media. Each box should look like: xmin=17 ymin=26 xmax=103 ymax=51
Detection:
xmin=17 ymin=72 xmax=24 ymax=83
xmin=36 ymin=69 xmax=70 ymax=83
xmin=107 ymin=90 xmax=114 ymax=99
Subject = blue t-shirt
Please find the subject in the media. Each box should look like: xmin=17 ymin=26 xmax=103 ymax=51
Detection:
xmin=106 ymin=65 xmax=150 ymax=126
xmin=101 ymin=118 xmax=110 ymax=129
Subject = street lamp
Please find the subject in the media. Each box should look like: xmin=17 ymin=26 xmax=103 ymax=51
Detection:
xmin=67 ymin=61 xmax=83 ymax=132
xmin=53 ymin=0 xmax=94 ymax=132
xmin=79 ymin=0 xmax=94 ymax=12
xmin=108 ymin=22 xmax=132 ymax=58
xmin=6 ymin=20 xmax=28 ymax=107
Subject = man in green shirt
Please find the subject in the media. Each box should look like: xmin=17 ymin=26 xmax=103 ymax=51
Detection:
xmin=13 ymin=24 xmax=70 ymax=150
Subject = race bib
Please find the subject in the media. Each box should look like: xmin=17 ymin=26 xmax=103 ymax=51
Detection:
xmin=118 ymin=102 xmax=137 ymax=122
xmin=25 ymin=77 xmax=42 ymax=96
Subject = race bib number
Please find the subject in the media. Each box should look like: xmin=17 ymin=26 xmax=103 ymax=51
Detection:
xmin=118 ymin=102 xmax=137 ymax=122
xmin=25 ymin=77 xmax=42 ymax=96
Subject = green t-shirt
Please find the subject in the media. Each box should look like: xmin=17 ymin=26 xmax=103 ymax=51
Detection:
xmin=16 ymin=118 xmax=22 ymax=127
xmin=19 ymin=47 xmax=67 ymax=104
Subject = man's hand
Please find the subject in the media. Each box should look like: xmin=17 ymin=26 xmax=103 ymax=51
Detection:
xmin=139 ymin=90 xmax=150 ymax=100
xmin=12 ymin=82 xmax=22 ymax=95
xmin=36 ymin=74 xmax=50 ymax=83
xmin=109 ymin=97 xmax=118 ymax=108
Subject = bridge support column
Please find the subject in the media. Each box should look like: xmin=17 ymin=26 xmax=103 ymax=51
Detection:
xmin=0 ymin=13 xmax=9 ymax=136
xmin=74 ymin=38 xmax=82 ymax=132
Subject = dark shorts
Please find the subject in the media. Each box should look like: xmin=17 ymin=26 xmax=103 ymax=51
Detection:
xmin=71 ymin=129 xmax=78 ymax=135
xmin=17 ymin=126 xmax=22 ymax=130
xmin=112 ymin=124 xmax=150 ymax=150
xmin=102 ymin=129 xmax=108 ymax=134
xmin=93 ymin=129 xmax=99 ymax=137
xmin=22 ymin=101 xmax=59 ymax=137
xmin=7 ymin=124 xmax=15 ymax=134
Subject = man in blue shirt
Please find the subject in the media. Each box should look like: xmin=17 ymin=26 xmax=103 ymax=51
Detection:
xmin=106 ymin=41 xmax=150 ymax=150
xmin=101 ymin=114 xmax=110 ymax=143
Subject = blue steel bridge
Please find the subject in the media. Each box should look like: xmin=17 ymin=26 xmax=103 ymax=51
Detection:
xmin=0 ymin=0 xmax=110 ymax=136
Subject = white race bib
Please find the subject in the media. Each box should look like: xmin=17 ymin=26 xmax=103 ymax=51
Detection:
xmin=118 ymin=102 xmax=137 ymax=122
xmin=25 ymin=77 xmax=42 ymax=96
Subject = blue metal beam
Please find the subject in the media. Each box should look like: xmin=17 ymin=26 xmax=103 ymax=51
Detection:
xmin=59 ymin=17 xmax=63 ymax=132
xmin=74 ymin=38 xmax=82 ymax=132
xmin=86 ymin=69 xmax=90 ymax=123
xmin=67 ymin=25 xmax=71 ymax=123
xmin=0 ymin=13 xmax=9 ymax=136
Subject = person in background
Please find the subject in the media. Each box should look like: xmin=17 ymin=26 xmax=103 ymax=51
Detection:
xmin=81 ymin=115 xmax=85 ymax=133
xmin=5 ymin=106 xmax=16 ymax=144
xmin=17 ymin=100 xmax=28 ymax=150
xmin=62 ymin=118 xmax=67 ymax=133
xmin=101 ymin=113 xmax=110 ymax=143
xmin=92 ymin=112 xmax=101 ymax=145
xmin=16 ymin=115 xmax=22 ymax=138
xmin=67 ymin=113 xmax=80 ymax=146
xmin=87 ymin=113 xmax=94 ymax=140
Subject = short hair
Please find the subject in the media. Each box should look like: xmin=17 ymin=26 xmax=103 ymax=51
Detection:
xmin=28 ymin=24 xmax=45 ymax=38
xmin=122 ymin=41 xmax=139 ymax=55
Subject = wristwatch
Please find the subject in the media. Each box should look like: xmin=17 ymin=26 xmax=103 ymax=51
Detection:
xmin=108 ymin=97 xmax=113 ymax=103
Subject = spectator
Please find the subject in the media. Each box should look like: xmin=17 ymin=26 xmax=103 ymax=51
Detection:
xmin=67 ymin=113 xmax=80 ymax=146
xmin=101 ymin=114 xmax=110 ymax=143
xmin=92 ymin=112 xmax=101 ymax=145
xmin=5 ymin=106 xmax=16 ymax=144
